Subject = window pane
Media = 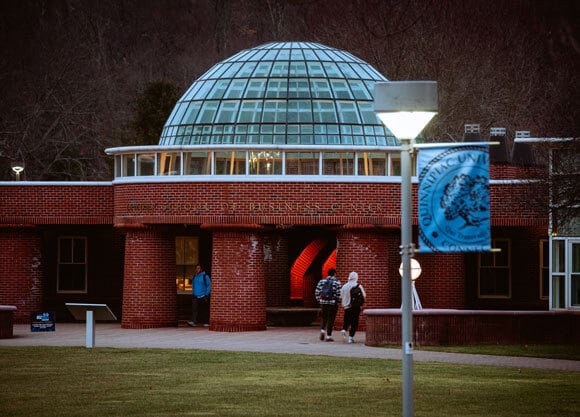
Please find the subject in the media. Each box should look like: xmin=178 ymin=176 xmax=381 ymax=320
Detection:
xmin=249 ymin=151 xmax=282 ymax=175
xmin=358 ymin=152 xmax=386 ymax=176
xmin=214 ymin=151 xmax=246 ymax=175
xmin=184 ymin=152 xmax=210 ymax=175
xmin=244 ymin=80 xmax=266 ymax=98
xmin=336 ymin=101 xmax=360 ymax=123
xmin=552 ymin=275 xmax=565 ymax=308
xmin=552 ymin=240 xmax=565 ymax=272
xmin=323 ymin=152 xmax=354 ymax=175
xmin=286 ymin=152 xmax=319 ymax=175
xmin=158 ymin=152 xmax=181 ymax=176
xmin=72 ymin=239 xmax=85 ymax=263
xmin=312 ymin=101 xmax=337 ymax=123
xmin=58 ymin=264 xmax=86 ymax=291
xmin=59 ymin=239 xmax=72 ymax=263
xmin=137 ymin=154 xmax=155 ymax=176
xmin=495 ymin=240 xmax=509 ymax=266
xmin=122 ymin=155 xmax=135 ymax=177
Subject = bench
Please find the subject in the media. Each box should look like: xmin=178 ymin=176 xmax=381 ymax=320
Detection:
xmin=266 ymin=307 xmax=321 ymax=327
xmin=0 ymin=305 xmax=17 ymax=339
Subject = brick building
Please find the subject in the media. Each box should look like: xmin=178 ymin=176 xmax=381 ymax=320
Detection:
xmin=0 ymin=42 xmax=550 ymax=331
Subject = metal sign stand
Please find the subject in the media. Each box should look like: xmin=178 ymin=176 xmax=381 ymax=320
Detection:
xmin=65 ymin=303 xmax=117 ymax=348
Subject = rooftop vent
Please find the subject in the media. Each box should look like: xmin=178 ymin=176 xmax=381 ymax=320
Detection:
xmin=490 ymin=127 xmax=506 ymax=136
xmin=515 ymin=130 xmax=531 ymax=138
xmin=464 ymin=124 xmax=480 ymax=134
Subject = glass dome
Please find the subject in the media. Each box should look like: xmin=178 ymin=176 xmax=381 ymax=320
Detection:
xmin=159 ymin=42 xmax=396 ymax=147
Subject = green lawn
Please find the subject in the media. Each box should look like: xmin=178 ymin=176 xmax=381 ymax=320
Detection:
xmin=0 ymin=346 xmax=578 ymax=417
xmin=414 ymin=344 xmax=580 ymax=361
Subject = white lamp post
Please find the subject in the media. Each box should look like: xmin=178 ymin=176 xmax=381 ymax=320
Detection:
xmin=399 ymin=258 xmax=423 ymax=310
xmin=375 ymin=81 xmax=437 ymax=417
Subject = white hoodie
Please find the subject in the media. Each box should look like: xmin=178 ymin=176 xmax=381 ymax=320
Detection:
xmin=341 ymin=271 xmax=366 ymax=309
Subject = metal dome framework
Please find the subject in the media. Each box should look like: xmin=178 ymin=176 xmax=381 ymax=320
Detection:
xmin=107 ymin=42 xmax=410 ymax=181
xmin=159 ymin=42 xmax=395 ymax=147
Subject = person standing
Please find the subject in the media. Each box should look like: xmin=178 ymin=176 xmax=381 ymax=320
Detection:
xmin=340 ymin=271 xmax=366 ymax=343
xmin=188 ymin=264 xmax=211 ymax=327
xmin=315 ymin=268 xmax=341 ymax=342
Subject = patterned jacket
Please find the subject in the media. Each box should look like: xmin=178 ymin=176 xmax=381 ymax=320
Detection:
xmin=315 ymin=276 xmax=342 ymax=305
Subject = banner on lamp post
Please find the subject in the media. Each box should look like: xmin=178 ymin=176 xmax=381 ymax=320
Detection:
xmin=417 ymin=144 xmax=491 ymax=253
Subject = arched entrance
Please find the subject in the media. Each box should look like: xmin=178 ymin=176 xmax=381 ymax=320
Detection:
xmin=288 ymin=229 xmax=336 ymax=308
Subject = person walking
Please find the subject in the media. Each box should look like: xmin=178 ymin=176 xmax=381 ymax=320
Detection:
xmin=315 ymin=268 xmax=341 ymax=342
xmin=188 ymin=264 xmax=211 ymax=327
xmin=340 ymin=271 xmax=366 ymax=343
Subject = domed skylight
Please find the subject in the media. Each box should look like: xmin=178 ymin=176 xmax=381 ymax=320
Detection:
xmin=159 ymin=42 xmax=396 ymax=147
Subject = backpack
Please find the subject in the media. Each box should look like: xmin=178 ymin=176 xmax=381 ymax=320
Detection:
xmin=350 ymin=284 xmax=364 ymax=307
xmin=320 ymin=278 xmax=335 ymax=301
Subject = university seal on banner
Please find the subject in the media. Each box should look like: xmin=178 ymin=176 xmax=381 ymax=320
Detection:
xmin=418 ymin=145 xmax=491 ymax=253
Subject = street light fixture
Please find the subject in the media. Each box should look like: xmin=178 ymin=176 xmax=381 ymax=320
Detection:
xmin=11 ymin=162 xmax=25 ymax=181
xmin=374 ymin=81 xmax=437 ymax=417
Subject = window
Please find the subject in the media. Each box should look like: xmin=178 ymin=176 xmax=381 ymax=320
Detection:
xmin=176 ymin=237 xmax=198 ymax=293
xmin=137 ymin=153 xmax=155 ymax=176
xmin=540 ymin=240 xmax=549 ymax=300
xmin=478 ymin=239 xmax=511 ymax=298
xmin=183 ymin=152 xmax=210 ymax=175
xmin=357 ymin=152 xmax=387 ymax=176
xmin=249 ymin=151 xmax=282 ymax=175
xmin=286 ymin=152 xmax=319 ymax=175
xmin=551 ymin=239 xmax=566 ymax=309
xmin=158 ymin=152 xmax=181 ymax=176
xmin=214 ymin=151 xmax=246 ymax=175
xmin=323 ymin=152 xmax=354 ymax=175
xmin=57 ymin=237 xmax=87 ymax=293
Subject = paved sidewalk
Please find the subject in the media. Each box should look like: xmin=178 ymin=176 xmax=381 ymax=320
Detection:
xmin=1 ymin=323 xmax=578 ymax=372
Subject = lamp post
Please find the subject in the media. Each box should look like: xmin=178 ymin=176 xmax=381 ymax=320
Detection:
xmin=399 ymin=258 xmax=423 ymax=310
xmin=374 ymin=81 xmax=437 ymax=417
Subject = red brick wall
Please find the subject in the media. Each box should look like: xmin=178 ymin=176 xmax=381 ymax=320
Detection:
xmin=263 ymin=233 xmax=290 ymax=307
xmin=210 ymin=229 xmax=267 ymax=331
xmin=414 ymin=253 xmax=467 ymax=309
xmin=335 ymin=228 xmax=392 ymax=330
xmin=121 ymin=227 xmax=176 ymax=328
xmin=0 ymin=174 xmax=550 ymax=330
xmin=0 ymin=227 xmax=43 ymax=323
xmin=365 ymin=310 xmax=580 ymax=346
xmin=0 ymin=184 xmax=113 ymax=224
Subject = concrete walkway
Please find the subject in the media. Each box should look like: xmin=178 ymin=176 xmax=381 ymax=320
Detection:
xmin=1 ymin=323 xmax=578 ymax=372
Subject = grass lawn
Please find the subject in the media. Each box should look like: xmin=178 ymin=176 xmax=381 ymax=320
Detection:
xmin=414 ymin=344 xmax=580 ymax=361
xmin=0 ymin=346 xmax=578 ymax=417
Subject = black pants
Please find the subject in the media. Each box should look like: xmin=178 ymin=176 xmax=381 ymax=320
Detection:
xmin=320 ymin=304 xmax=338 ymax=336
xmin=192 ymin=296 xmax=210 ymax=324
xmin=342 ymin=306 xmax=361 ymax=337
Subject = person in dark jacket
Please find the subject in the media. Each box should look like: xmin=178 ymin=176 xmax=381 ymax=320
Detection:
xmin=314 ymin=269 xmax=341 ymax=342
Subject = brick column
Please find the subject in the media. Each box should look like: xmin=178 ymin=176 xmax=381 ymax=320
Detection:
xmin=263 ymin=232 xmax=289 ymax=307
xmin=335 ymin=227 xmax=392 ymax=330
xmin=121 ymin=226 xmax=176 ymax=328
xmin=0 ymin=226 xmax=43 ymax=323
xmin=210 ymin=227 xmax=267 ymax=331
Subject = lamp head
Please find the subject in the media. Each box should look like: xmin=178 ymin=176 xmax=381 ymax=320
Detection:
xmin=399 ymin=258 xmax=422 ymax=281
xmin=11 ymin=162 xmax=25 ymax=176
xmin=374 ymin=81 xmax=438 ymax=140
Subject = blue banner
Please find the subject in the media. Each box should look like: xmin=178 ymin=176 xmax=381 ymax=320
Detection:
xmin=418 ymin=144 xmax=491 ymax=252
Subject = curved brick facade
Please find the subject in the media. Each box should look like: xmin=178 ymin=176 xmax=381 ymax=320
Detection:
xmin=0 ymin=164 xmax=550 ymax=331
